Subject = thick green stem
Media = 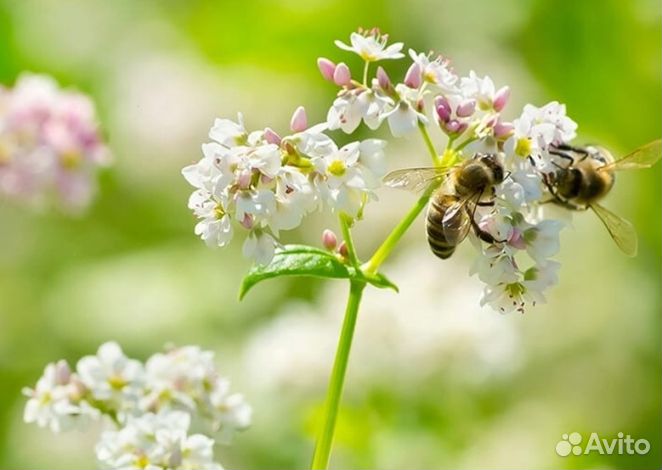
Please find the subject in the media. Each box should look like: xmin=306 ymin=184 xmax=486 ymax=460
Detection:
xmin=310 ymin=124 xmax=443 ymax=469
xmin=311 ymin=280 xmax=366 ymax=470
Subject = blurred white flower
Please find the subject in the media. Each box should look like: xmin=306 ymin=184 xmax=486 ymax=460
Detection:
xmin=96 ymin=410 xmax=222 ymax=470
xmin=23 ymin=360 xmax=96 ymax=433
xmin=76 ymin=341 xmax=145 ymax=406
xmin=0 ymin=73 xmax=110 ymax=212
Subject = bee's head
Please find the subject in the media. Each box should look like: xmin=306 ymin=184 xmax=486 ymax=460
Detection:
xmin=477 ymin=153 xmax=505 ymax=183
xmin=587 ymin=145 xmax=614 ymax=165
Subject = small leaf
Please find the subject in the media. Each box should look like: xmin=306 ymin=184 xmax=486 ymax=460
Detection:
xmin=364 ymin=272 xmax=399 ymax=292
xmin=239 ymin=244 xmax=351 ymax=299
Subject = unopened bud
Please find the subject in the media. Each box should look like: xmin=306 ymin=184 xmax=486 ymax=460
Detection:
xmin=376 ymin=66 xmax=392 ymax=92
xmin=317 ymin=57 xmax=336 ymax=82
xmin=434 ymin=96 xmax=451 ymax=123
xmin=493 ymin=121 xmax=514 ymax=139
xmin=456 ymin=99 xmax=476 ymax=118
xmin=240 ymin=213 xmax=254 ymax=230
xmin=445 ymin=119 xmax=461 ymax=134
xmin=493 ymin=86 xmax=510 ymax=112
xmin=263 ymin=127 xmax=281 ymax=145
xmin=338 ymin=241 xmax=349 ymax=257
xmin=237 ymin=170 xmax=252 ymax=189
xmin=290 ymin=106 xmax=308 ymax=133
xmin=333 ymin=63 xmax=351 ymax=87
xmin=54 ymin=360 xmax=71 ymax=385
xmin=322 ymin=229 xmax=338 ymax=250
xmin=404 ymin=62 xmax=422 ymax=88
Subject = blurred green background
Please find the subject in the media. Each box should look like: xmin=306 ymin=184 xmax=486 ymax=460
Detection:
xmin=0 ymin=0 xmax=660 ymax=468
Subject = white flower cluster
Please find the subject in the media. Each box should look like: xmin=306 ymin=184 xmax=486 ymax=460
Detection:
xmin=23 ymin=342 xmax=250 ymax=469
xmin=185 ymin=28 xmax=584 ymax=313
xmin=318 ymin=30 xmax=580 ymax=313
xmin=182 ymin=108 xmax=386 ymax=264
xmin=0 ymin=73 xmax=110 ymax=212
xmin=471 ymin=102 xmax=577 ymax=313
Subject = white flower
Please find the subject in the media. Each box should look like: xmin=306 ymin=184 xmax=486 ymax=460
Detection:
xmin=189 ymin=190 xmax=234 ymax=248
xmin=459 ymin=71 xmax=510 ymax=112
xmin=76 ymin=341 xmax=144 ymax=406
xmin=209 ymin=114 xmax=247 ymax=148
xmin=23 ymin=361 xmax=94 ymax=432
xmin=385 ymin=92 xmax=428 ymax=137
xmin=522 ymin=219 xmax=564 ymax=264
xmin=242 ymin=231 xmax=277 ymax=265
xmin=335 ymin=30 xmax=404 ymax=62
xmin=312 ymin=141 xmax=384 ymax=216
xmin=208 ymin=378 xmax=252 ymax=441
xmin=0 ymin=73 xmax=109 ymax=212
xmin=408 ymin=49 xmax=458 ymax=93
xmin=327 ymin=90 xmax=393 ymax=134
xmin=96 ymin=410 xmax=222 ymax=470
xmin=507 ymin=101 xmax=578 ymax=164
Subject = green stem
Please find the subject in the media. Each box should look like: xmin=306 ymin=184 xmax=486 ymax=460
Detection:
xmin=311 ymin=280 xmax=366 ymax=470
xmin=310 ymin=124 xmax=443 ymax=469
xmin=418 ymin=122 xmax=441 ymax=166
xmin=339 ymin=213 xmax=360 ymax=268
xmin=363 ymin=192 xmax=431 ymax=275
xmin=362 ymin=61 xmax=370 ymax=87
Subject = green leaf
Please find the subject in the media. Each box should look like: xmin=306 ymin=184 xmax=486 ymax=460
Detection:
xmin=364 ymin=272 xmax=399 ymax=292
xmin=239 ymin=244 xmax=400 ymax=299
xmin=239 ymin=244 xmax=351 ymax=299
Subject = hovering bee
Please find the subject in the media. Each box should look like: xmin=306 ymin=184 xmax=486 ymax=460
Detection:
xmin=384 ymin=153 xmax=505 ymax=259
xmin=543 ymin=139 xmax=662 ymax=256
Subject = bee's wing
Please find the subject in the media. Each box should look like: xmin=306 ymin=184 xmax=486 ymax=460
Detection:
xmin=383 ymin=167 xmax=452 ymax=194
xmin=441 ymin=192 xmax=480 ymax=245
xmin=589 ymin=203 xmax=638 ymax=256
xmin=599 ymin=139 xmax=662 ymax=172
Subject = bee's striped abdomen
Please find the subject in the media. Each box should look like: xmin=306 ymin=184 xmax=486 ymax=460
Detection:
xmin=426 ymin=195 xmax=461 ymax=259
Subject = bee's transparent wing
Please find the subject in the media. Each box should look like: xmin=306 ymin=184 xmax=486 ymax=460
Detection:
xmin=441 ymin=192 xmax=479 ymax=245
xmin=383 ymin=167 xmax=452 ymax=194
xmin=599 ymin=139 xmax=662 ymax=172
xmin=589 ymin=203 xmax=638 ymax=256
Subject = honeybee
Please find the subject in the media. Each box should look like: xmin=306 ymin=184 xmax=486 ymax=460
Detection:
xmin=543 ymin=139 xmax=662 ymax=256
xmin=384 ymin=153 xmax=505 ymax=259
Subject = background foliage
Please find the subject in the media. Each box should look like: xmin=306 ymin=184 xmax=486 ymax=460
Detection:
xmin=0 ymin=0 xmax=660 ymax=468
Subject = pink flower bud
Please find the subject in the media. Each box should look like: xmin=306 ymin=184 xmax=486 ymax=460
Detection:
xmin=240 ymin=213 xmax=254 ymax=230
xmin=263 ymin=127 xmax=281 ymax=145
xmin=456 ymin=99 xmax=476 ymax=118
xmin=493 ymin=121 xmax=515 ymax=139
xmin=261 ymin=174 xmax=274 ymax=185
xmin=493 ymin=86 xmax=510 ymax=112
xmin=322 ymin=229 xmax=338 ymax=250
xmin=317 ymin=57 xmax=336 ymax=82
xmin=376 ymin=66 xmax=392 ymax=92
xmin=237 ymin=170 xmax=252 ymax=189
xmin=290 ymin=106 xmax=308 ymax=133
xmin=404 ymin=62 xmax=422 ymax=88
xmin=54 ymin=360 xmax=71 ymax=385
xmin=333 ymin=63 xmax=352 ymax=87
xmin=434 ymin=96 xmax=451 ymax=123
xmin=508 ymin=228 xmax=527 ymax=249
xmin=445 ymin=119 xmax=461 ymax=133
xmin=338 ymin=241 xmax=349 ymax=257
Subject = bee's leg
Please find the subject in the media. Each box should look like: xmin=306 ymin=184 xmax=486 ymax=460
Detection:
xmin=469 ymin=217 xmax=507 ymax=244
xmin=476 ymin=201 xmax=495 ymax=207
xmin=549 ymin=149 xmax=575 ymax=167
xmin=555 ymin=143 xmax=589 ymax=154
